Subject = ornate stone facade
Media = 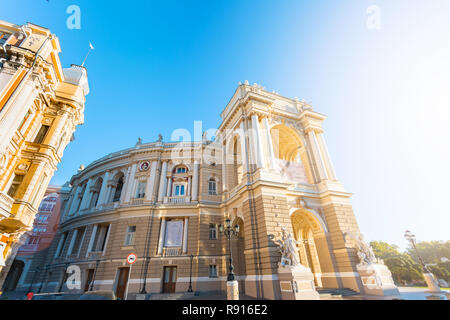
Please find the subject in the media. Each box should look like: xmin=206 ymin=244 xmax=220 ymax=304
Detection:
xmin=12 ymin=83 xmax=372 ymax=299
xmin=0 ymin=21 xmax=89 ymax=280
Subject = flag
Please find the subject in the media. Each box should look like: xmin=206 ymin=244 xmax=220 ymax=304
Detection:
xmin=89 ymin=42 xmax=94 ymax=50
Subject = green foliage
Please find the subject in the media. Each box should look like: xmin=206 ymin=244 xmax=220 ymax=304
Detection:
xmin=407 ymin=241 xmax=450 ymax=265
xmin=370 ymin=241 xmax=423 ymax=284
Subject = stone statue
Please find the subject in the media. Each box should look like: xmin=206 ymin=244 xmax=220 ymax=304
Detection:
xmin=345 ymin=232 xmax=378 ymax=266
xmin=136 ymin=137 xmax=142 ymax=145
xmin=277 ymin=227 xmax=302 ymax=267
xmin=157 ymin=134 xmax=163 ymax=142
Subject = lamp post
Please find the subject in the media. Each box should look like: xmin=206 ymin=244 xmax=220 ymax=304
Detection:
xmin=219 ymin=218 xmax=240 ymax=299
xmin=188 ymin=254 xmax=194 ymax=293
xmin=404 ymin=230 xmax=442 ymax=293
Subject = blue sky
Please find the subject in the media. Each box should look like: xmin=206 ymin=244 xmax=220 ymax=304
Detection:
xmin=3 ymin=0 xmax=450 ymax=248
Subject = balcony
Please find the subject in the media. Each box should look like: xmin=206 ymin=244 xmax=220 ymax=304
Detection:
xmin=163 ymin=247 xmax=181 ymax=257
xmin=163 ymin=196 xmax=191 ymax=205
xmin=0 ymin=192 xmax=14 ymax=219
xmin=130 ymin=198 xmax=145 ymax=206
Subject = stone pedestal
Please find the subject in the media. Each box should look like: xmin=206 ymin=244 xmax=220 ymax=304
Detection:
xmin=227 ymin=280 xmax=239 ymax=300
xmin=277 ymin=265 xmax=320 ymax=300
xmin=423 ymin=273 xmax=443 ymax=293
xmin=357 ymin=263 xmax=399 ymax=296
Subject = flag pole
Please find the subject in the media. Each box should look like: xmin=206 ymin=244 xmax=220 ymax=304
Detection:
xmin=81 ymin=43 xmax=94 ymax=67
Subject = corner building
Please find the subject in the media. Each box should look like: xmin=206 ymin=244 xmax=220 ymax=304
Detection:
xmin=0 ymin=21 xmax=89 ymax=280
xmin=32 ymin=83 xmax=364 ymax=299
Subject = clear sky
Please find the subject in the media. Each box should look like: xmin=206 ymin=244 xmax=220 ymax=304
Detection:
xmin=2 ymin=0 xmax=449 ymax=249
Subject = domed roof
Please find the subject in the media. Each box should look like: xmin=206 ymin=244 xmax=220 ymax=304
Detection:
xmin=63 ymin=64 xmax=89 ymax=95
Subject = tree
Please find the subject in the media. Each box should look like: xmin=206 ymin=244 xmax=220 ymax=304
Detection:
xmin=370 ymin=241 xmax=423 ymax=284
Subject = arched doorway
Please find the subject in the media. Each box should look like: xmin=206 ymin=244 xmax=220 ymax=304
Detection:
xmin=231 ymin=217 xmax=246 ymax=293
xmin=290 ymin=209 xmax=330 ymax=288
xmin=2 ymin=259 xmax=25 ymax=292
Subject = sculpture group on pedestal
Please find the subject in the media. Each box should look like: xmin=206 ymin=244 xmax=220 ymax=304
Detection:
xmin=275 ymin=226 xmax=320 ymax=300
xmin=277 ymin=226 xmax=302 ymax=268
xmin=344 ymin=232 xmax=399 ymax=296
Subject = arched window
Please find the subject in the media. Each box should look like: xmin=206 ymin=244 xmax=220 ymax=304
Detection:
xmin=112 ymin=176 xmax=124 ymax=202
xmin=208 ymin=178 xmax=217 ymax=195
xmin=173 ymin=166 xmax=187 ymax=174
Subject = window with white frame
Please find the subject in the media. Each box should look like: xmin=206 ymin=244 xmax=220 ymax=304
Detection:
xmin=208 ymin=178 xmax=217 ymax=195
xmin=92 ymin=224 xmax=110 ymax=252
xmin=0 ymin=32 xmax=11 ymax=46
xmin=124 ymin=226 xmax=136 ymax=246
xmin=209 ymin=224 xmax=218 ymax=240
xmin=136 ymin=181 xmax=146 ymax=199
xmin=174 ymin=184 xmax=185 ymax=196
xmin=209 ymin=265 xmax=218 ymax=278
xmin=176 ymin=167 xmax=186 ymax=174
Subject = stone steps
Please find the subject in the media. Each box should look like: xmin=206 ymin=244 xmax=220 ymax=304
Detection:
xmin=317 ymin=288 xmax=359 ymax=297
xmin=148 ymin=292 xmax=196 ymax=300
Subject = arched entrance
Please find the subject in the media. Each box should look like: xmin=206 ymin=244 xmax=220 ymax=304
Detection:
xmin=231 ymin=217 xmax=246 ymax=293
xmin=290 ymin=209 xmax=329 ymax=288
xmin=2 ymin=259 xmax=25 ymax=292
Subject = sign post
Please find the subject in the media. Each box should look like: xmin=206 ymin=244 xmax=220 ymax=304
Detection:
xmin=124 ymin=253 xmax=137 ymax=300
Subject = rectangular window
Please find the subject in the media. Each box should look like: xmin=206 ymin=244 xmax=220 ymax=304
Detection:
xmin=18 ymin=110 xmax=31 ymax=133
xmin=33 ymin=125 xmax=50 ymax=144
xmin=93 ymin=224 xmax=110 ymax=252
xmin=174 ymin=185 xmax=185 ymax=196
xmin=209 ymin=224 xmax=218 ymax=240
xmin=136 ymin=181 xmax=146 ymax=199
xmin=208 ymin=180 xmax=217 ymax=195
xmin=7 ymin=174 xmax=24 ymax=198
xmin=124 ymin=226 xmax=136 ymax=246
xmin=72 ymin=227 xmax=86 ymax=256
xmin=164 ymin=220 xmax=184 ymax=247
xmin=176 ymin=167 xmax=186 ymax=173
xmin=0 ymin=32 xmax=11 ymax=46
xmin=55 ymin=233 xmax=68 ymax=258
xmin=209 ymin=265 xmax=218 ymax=278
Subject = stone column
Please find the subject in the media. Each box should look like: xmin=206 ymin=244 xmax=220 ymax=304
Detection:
xmin=96 ymin=171 xmax=110 ymax=208
xmin=54 ymin=234 xmax=66 ymax=258
xmin=240 ymin=120 xmax=249 ymax=173
xmin=66 ymin=229 xmax=78 ymax=256
xmin=187 ymin=176 xmax=191 ymax=197
xmin=86 ymin=224 xmax=98 ymax=257
xmin=221 ymin=140 xmax=228 ymax=192
xmin=79 ymin=178 xmax=94 ymax=210
xmin=68 ymin=185 xmax=81 ymax=215
xmin=145 ymin=160 xmax=158 ymax=202
xmin=263 ymin=117 xmax=276 ymax=169
xmin=183 ymin=217 xmax=189 ymax=253
xmin=307 ymin=130 xmax=328 ymax=181
xmin=166 ymin=177 xmax=172 ymax=197
xmin=192 ymin=160 xmax=199 ymax=201
xmin=45 ymin=110 xmax=69 ymax=147
xmin=158 ymin=161 xmax=168 ymax=202
xmin=157 ymin=218 xmax=167 ymax=255
xmin=124 ymin=163 xmax=137 ymax=203
xmin=251 ymin=114 xmax=264 ymax=169
xmin=0 ymin=80 xmax=37 ymax=149
xmin=316 ymin=133 xmax=337 ymax=181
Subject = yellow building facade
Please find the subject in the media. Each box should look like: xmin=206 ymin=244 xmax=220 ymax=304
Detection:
xmin=6 ymin=83 xmax=399 ymax=299
xmin=0 ymin=21 xmax=89 ymax=280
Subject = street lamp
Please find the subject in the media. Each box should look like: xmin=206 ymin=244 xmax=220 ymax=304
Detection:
xmin=404 ymin=230 xmax=430 ymax=273
xmin=188 ymin=254 xmax=194 ymax=293
xmin=219 ymin=218 xmax=240 ymax=281
xmin=404 ymin=230 xmax=443 ymax=293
